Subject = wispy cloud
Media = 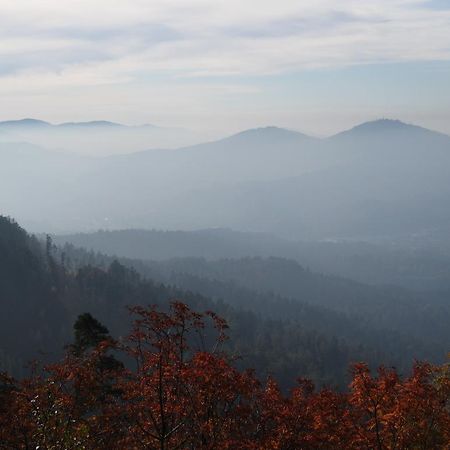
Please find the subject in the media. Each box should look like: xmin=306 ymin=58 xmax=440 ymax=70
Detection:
xmin=0 ymin=0 xmax=449 ymax=88
xmin=0 ymin=1 xmax=449 ymax=136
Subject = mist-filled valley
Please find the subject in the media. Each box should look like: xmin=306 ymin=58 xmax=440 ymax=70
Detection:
xmin=2 ymin=215 xmax=449 ymax=388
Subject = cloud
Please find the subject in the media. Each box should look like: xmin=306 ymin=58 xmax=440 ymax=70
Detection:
xmin=0 ymin=0 xmax=449 ymax=90
xmin=0 ymin=0 xmax=449 ymax=138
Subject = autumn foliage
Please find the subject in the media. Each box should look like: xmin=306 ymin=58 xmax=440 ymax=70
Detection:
xmin=0 ymin=302 xmax=448 ymax=449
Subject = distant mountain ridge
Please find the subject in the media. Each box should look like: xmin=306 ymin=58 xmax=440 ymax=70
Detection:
xmin=219 ymin=126 xmax=314 ymax=144
xmin=337 ymin=118 xmax=418 ymax=135
xmin=0 ymin=118 xmax=52 ymax=129
xmin=1 ymin=117 xmax=450 ymax=237
xmin=0 ymin=118 xmax=159 ymax=129
xmin=331 ymin=118 xmax=450 ymax=140
xmin=0 ymin=117 xmax=448 ymax=140
xmin=0 ymin=118 xmax=203 ymax=155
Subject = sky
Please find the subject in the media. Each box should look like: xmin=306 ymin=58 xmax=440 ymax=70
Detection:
xmin=0 ymin=0 xmax=450 ymax=137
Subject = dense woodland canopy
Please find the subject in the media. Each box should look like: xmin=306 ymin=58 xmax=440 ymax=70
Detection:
xmin=0 ymin=216 xmax=358 ymax=386
xmin=56 ymin=239 xmax=450 ymax=383
xmin=53 ymin=227 xmax=450 ymax=291
xmin=1 ymin=215 xmax=450 ymax=388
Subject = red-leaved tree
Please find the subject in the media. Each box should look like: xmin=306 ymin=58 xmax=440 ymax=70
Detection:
xmin=0 ymin=301 xmax=448 ymax=449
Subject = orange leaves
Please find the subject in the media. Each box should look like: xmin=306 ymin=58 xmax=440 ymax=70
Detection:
xmin=0 ymin=302 xmax=449 ymax=449
xmin=347 ymin=361 xmax=450 ymax=449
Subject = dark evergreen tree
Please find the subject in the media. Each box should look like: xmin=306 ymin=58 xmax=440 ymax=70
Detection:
xmin=72 ymin=313 xmax=110 ymax=355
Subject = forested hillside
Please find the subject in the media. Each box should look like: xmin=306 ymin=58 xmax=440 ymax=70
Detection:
xmin=0 ymin=217 xmax=68 ymax=375
xmin=53 ymin=227 xmax=450 ymax=290
xmin=57 ymin=233 xmax=450 ymax=382
xmin=2 ymin=216 xmax=448 ymax=389
xmin=0 ymin=216 xmax=362 ymax=387
xmin=140 ymin=257 xmax=450 ymax=347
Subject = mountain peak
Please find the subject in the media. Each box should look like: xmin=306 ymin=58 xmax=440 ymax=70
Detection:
xmin=58 ymin=120 xmax=124 ymax=128
xmin=351 ymin=119 xmax=411 ymax=132
xmin=0 ymin=118 xmax=51 ymax=128
xmin=330 ymin=118 xmax=437 ymax=140
xmin=223 ymin=126 xmax=312 ymax=144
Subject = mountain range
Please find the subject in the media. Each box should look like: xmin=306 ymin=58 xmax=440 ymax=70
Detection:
xmin=1 ymin=118 xmax=450 ymax=241
xmin=0 ymin=118 xmax=203 ymax=155
xmin=0 ymin=118 xmax=157 ymax=130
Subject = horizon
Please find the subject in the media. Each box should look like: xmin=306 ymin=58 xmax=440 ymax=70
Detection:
xmin=1 ymin=116 xmax=448 ymax=142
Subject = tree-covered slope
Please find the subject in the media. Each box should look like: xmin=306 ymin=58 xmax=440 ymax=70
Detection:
xmin=58 ymin=240 xmax=450 ymax=380
xmin=1 ymin=216 xmax=448 ymax=389
xmin=0 ymin=216 xmax=366 ymax=388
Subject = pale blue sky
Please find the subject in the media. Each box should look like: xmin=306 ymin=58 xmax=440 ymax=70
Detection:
xmin=0 ymin=0 xmax=449 ymax=136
